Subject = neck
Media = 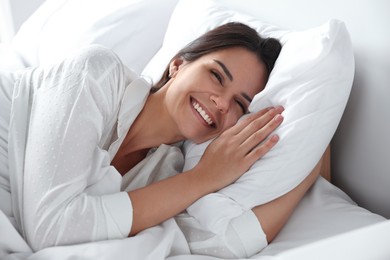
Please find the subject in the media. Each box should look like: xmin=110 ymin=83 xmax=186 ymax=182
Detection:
xmin=120 ymin=89 xmax=184 ymax=154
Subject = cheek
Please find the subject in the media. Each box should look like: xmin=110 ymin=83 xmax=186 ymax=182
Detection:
xmin=165 ymin=80 xmax=188 ymax=105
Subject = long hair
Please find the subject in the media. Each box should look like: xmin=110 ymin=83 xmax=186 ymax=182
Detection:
xmin=152 ymin=22 xmax=282 ymax=91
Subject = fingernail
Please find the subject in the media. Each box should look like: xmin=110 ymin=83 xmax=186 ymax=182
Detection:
xmin=274 ymin=114 xmax=283 ymax=122
xmin=271 ymin=135 xmax=279 ymax=142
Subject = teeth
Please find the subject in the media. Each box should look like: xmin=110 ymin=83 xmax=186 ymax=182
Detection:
xmin=192 ymin=101 xmax=214 ymax=125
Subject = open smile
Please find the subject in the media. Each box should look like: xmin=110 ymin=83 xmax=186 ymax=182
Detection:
xmin=190 ymin=97 xmax=216 ymax=128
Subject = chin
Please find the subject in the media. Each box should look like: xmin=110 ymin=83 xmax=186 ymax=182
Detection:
xmin=180 ymin=123 xmax=218 ymax=144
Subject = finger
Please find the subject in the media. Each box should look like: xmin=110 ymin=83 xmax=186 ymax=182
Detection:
xmin=232 ymin=106 xmax=284 ymax=142
xmin=240 ymin=113 xmax=283 ymax=152
xmin=228 ymin=107 xmax=272 ymax=135
xmin=245 ymin=134 xmax=280 ymax=165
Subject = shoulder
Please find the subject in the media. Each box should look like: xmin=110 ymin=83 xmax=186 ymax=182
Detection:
xmin=77 ymin=45 xmax=122 ymax=65
xmin=67 ymin=45 xmax=124 ymax=76
xmin=60 ymin=45 xmax=141 ymax=88
xmin=77 ymin=45 xmax=142 ymax=84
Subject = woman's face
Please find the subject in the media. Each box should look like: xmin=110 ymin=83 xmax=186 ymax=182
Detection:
xmin=164 ymin=47 xmax=268 ymax=144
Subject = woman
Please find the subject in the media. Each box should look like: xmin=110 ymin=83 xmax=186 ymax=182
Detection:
xmin=0 ymin=22 xmax=320 ymax=254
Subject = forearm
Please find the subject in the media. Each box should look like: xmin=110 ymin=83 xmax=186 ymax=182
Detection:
xmin=127 ymin=108 xmax=284 ymax=235
xmin=128 ymin=168 xmax=209 ymax=236
xmin=252 ymin=158 xmax=322 ymax=243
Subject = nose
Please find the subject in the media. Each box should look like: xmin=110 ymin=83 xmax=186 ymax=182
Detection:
xmin=210 ymin=95 xmax=229 ymax=113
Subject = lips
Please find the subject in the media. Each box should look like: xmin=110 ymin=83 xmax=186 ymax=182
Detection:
xmin=191 ymin=98 xmax=216 ymax=128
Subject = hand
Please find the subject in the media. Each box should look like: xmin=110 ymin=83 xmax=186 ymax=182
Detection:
xmin=128 ymin=106 xmax=283 ymax=235
xmin=194 ymin=106 xmax=284 ymax=192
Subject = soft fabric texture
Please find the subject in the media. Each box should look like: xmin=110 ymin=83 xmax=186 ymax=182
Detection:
xmin=120 ymin=144 xmax=265 ymax=259
xmin=142 ymin=0 xmax=354 ymax=256
xmin=183 ymin=19 xmax=354 ymax=207
xmin=258 ymin=177 xmax=386 ymax=257
xmin=5 ymin=45 xmax=148 ymax=251
xmin=0 ymin=44 xmax=25 ymax=69
xmin=11 ymin=0 xmax=179 ymax=73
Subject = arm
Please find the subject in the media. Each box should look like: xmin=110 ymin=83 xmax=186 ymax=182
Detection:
xmin=252 ymin=157 xmax=322 ymax=243
xmin=128 ymin=168 xmax=205 ymax=235
xmin=128 ymin=107 xmax=284 ymax=236
xmin=177 ymin=156 xmax=322 ymax=258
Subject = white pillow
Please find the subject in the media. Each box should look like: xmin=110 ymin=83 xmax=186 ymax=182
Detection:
xmin=11 ymin=0 xmax=179 ymax=73
xmin=0 ymin=43 xmax=25 ymax=69
xmin=142 ymin=0 xmax=355 ymax=208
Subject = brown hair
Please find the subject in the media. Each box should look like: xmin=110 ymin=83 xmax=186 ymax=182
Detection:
xmin=152 ymin=22 xmax=282 ymax=91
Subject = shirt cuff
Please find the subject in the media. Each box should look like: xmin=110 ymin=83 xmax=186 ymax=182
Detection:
xmin=101 ymin=192 xmax=133 ymax=239
xmin=228 ymin=210 xmax=268 ymax=257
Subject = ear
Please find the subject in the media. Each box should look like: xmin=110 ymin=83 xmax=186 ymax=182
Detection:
xmin=169 ymin=57 xmax=186 ymax=78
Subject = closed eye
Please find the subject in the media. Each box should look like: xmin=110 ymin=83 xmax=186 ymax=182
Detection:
xmin=211 ymin=70 xmax=223 ymax=85
xmin=236 ymin=99 xmax=248 ymax=114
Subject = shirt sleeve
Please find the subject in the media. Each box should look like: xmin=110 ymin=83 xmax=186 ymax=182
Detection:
xmin=182 ymin=141 xmax=268 ymax=258
xmin=22 ymin=45 xmax=133 ymax=251
xmin=185 ymin=194 xmax=267 ymax=258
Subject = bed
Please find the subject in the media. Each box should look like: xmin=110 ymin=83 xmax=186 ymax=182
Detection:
xmin=1 ymin=0 xmax=389 ymax=259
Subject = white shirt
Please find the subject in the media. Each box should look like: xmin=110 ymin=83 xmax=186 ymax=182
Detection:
xmin=8 ymin=45 xmax=150 ymax=251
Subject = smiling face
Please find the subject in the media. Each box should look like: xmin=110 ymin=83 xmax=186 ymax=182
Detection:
xmin=162 ymin=47 xmax=268 ymax=144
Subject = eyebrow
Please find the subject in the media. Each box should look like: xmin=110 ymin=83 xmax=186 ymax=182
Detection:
xmin=213 ymin=59 xmax=252 ymax=104
xmin=213 ymin=59 xmax=233 ymax=81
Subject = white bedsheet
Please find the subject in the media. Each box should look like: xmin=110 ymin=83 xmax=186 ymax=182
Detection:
xmin=0 ymin=208 xmax=189 ymax=260
xmin=1 ymin=175 xmax=387 ymax=260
